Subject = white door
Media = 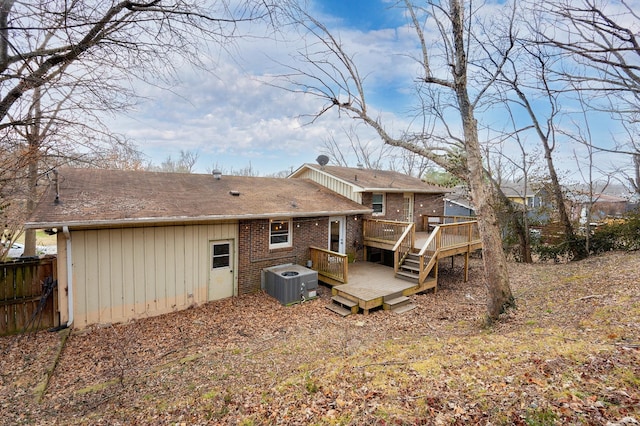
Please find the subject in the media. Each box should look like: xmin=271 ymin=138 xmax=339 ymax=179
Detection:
xmin=328 ymin=216 xmax=346 ymax=254
xmin=403 ymin=193 xmax=414 ymax=223
xmin=208 ymin=240 xmax=234 ymax=300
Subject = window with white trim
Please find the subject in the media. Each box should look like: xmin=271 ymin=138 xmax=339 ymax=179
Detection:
xmin=372 ymin=193 xmax=385 ymax=215
xmin=211 ymin=242 xmax=230 ymax=269
xmin=269 ymin=219 xmax=292 ymax=248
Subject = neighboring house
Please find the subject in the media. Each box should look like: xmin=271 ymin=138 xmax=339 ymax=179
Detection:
xmin=289 ymin=164 xmax=449 ymax=231
xmin=501 ymin=182 xmax=544 ymax=210
xmin=499 ymin=181 xmax=551 ymax=222
xmin=568 ymin=192 xmax=634 ymax=224
xmin=443 ymin=186 xmax=476 ymax=217
xmin=26 ymin=168 xmax=370 ymax=329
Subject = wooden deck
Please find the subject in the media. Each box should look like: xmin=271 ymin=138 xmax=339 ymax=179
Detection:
xmin=323 ymin=218 xmax=482 ymax=316
xmin=330 ymin=262 xmax=428 ymax=314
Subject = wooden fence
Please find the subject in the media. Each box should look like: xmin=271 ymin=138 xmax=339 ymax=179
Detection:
xmin=0 ymin=256 xmax=58 ymax=335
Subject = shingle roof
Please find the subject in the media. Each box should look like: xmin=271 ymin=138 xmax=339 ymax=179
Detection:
xmin=500 ymin=182 xmax=541 ymax=198
xmin=291 ymin=164 xmax=448 ymax=194
xmin=26 ymin=168 xmax=371 ymax=228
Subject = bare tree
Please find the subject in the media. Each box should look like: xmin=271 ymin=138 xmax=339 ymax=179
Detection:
xmin=321 ymin=126 xmax=432 ymax=177
xmin=0 ymin=1 xmax=276 ymax=124
xmin=0 ymin=0 xmax=276 ymax=254
xmin=631 ymin=152 xmax=640 ymax=196
xmin=152 ymin=150 xmax=200 ymax=174
xmin=538 ymin=0 xmax=640 ymax=103
xmin=495 ymin=32 xmax=587 ymax=258
xmin=488 ymin=128 xmax=541 ymax=263
xmin=282 ymin=0 xmax=516 ymax=320
xmin=394 ymin=149 xmax=432 ymax=178
xmin=321 ymin=126 xmax=392 ymax=169
xmin=536 ymin=0 xmax=640 ymax=194
xmin=565 ymin=91 xmax=617 ymax=254
xmin=207 ymin=161 xmax=261 ymax=176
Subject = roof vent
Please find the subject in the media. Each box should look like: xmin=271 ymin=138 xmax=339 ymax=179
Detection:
xmin=212 ymin=170 xmax=222 ymax=180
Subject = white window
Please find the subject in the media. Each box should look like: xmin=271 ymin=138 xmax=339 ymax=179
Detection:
xmin=372 ymin=193 xmax=385 ymax=215
xmin=269 ymin=219 xmax=292 ymax=248
xmin=211 ymin=242 xmax=231 ymax=269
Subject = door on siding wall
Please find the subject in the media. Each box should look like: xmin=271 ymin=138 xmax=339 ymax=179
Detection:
xmin=328 ymin=216 xmax=346 ymax=254
xmin=403 ymin=194 xmax=414 ymax=223
xmin=208 ymin=240 xmax=234 ymax=300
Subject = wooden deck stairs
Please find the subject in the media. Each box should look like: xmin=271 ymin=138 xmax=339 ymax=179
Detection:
xmin=395 ymin=251 xmax=438 ymax=290
xmin=326 ymin=295 xmax=359 ymax=317
xmin=383 ymin=293 xmax=416 ymax=313
xmin=325 ymin=292 xmax=416 ymax=315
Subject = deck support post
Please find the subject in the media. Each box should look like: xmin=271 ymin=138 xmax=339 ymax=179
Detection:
xmin=464 ymin=249 xmax=470 ymax=282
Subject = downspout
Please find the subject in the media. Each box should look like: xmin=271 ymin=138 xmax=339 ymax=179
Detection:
xmin=62 ymin=226 xmax=73 ymax=327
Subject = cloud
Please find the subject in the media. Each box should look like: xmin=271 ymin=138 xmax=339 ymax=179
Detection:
xmin=105 ymin=10 xmax=414 ymax=175
xmin=103 ymin=0 xmax=633 ymax=184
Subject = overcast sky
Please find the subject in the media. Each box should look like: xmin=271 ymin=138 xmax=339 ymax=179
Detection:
xmin=106 ymin=0 xmax=634 ymax=184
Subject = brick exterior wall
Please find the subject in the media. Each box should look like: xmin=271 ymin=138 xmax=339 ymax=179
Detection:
xmin=414 ymin=193 xmax=446 ymax=231
xmin=361 ymin=192 xmax=445 ymax=232
xmin=346 ymin=215 xmax=365 ymax=262
xmin=237 ymin=215 xmax=363 ymax=294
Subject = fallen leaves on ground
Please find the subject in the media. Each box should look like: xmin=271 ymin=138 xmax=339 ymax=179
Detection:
xmin=1 ymin=251 xmax=638 ymax=425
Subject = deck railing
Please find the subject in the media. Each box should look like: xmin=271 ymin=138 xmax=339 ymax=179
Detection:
xmin=309 ymin=246 xmax=348 ymax=285
xmin=361 ymin=218 xmax=481 ymax=287
xmin=363 ymin=219 xmax=413 ymax=243
xmin=417 ymin=220 xmax=480 ymax=285
xmin=423 ymin=215 xmax=476 ymax=231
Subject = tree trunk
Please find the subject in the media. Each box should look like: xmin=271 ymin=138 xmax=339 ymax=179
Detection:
xmin=494 ymin=182 xmax=532 ymax=263
xmin=543 ymin=146 xmax=585 ymax=259
xmin=23 ymin=154 xmax=38 ymax=256
xmin=464 ymin=117 xmax=515 ymax=319
xmin=450 ymin=0 xmax=514 ymax=319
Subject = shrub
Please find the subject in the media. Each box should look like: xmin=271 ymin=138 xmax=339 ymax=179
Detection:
xmin=531 ymin=210 xmax=640 ymax=261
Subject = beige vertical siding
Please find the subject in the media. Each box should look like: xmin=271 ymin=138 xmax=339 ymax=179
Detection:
xmin=69 ymin=222 xmax=237 ymax=328
xmin=297 ymin=169 xmax=362 ymax=203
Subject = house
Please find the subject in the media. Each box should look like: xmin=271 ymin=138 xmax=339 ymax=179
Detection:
xmin=443 ymin=186 xmax=476 ymax=217
xmin=289 ymin=164 xmax=449 ymax=232
xmin=568 ymin=191 xmax=635 ymax=224
xmin=25 ymin=168 xmax=370 ymax=328
xmin=500 ymin=181 xmax=545 ymax=211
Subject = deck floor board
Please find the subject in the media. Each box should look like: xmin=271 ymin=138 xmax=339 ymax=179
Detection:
xmin=327 ymin=227 xmax=481 ymax=315
xmin=333 ymin=262 xmax=415 ymax=303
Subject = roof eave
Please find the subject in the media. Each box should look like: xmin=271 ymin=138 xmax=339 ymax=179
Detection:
xmin=25 ymin=208 xmax=373 ymax=230
xmin=360 ymin=187 xmax=449 ymax=194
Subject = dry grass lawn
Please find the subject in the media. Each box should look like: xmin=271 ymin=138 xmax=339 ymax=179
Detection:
xmin=1 ymin=251 xmax=638 ymax=425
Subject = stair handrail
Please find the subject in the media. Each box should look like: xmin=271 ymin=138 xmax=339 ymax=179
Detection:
xmin=416 ymin=225 xmax=440 ymax=285
xmin=392 ymin=222 xmax=415 ymax=274
xmin=414 ymin=220 xmax=480 ymax=285
xmin=417 ymin=226 xmax=440 ymax=257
